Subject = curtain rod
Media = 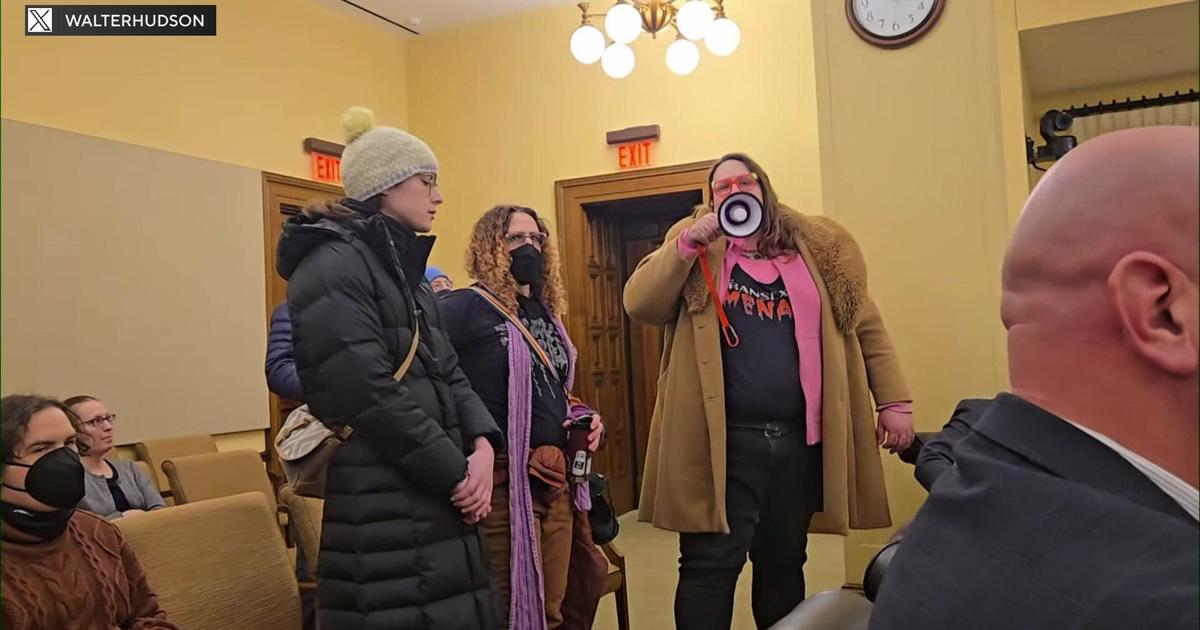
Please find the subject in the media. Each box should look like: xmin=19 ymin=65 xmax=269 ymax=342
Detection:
xmin=1062 ymin=89 xmax=1199 ymax=119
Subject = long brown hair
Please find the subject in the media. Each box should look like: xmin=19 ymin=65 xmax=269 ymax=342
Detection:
xmin=464 ymin=205 xmax=567 ymax=317
xmin=707 ymin=152 xmax=802 ymax=258
xmin=1 ymin=395 xmax=88 ymax=472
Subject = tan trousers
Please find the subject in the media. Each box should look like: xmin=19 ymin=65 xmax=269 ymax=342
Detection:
xmin=481 ymin=457 xmax=575 ymax=628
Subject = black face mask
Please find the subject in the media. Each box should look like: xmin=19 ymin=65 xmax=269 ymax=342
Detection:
xmin=510 ymin=244 xmax=544 ymax=287
xmin=3 ymin=447 xmax=85 ymax=509
xmin=2 ymin=447 xmax=83 ymax=541
xmin=1 ymin=501 xmax=75 ymax=540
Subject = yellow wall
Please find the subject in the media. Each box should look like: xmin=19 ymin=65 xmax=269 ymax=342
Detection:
xmin=1015 ymin=0 xmax=1191 ymax=30
xmin=810 ymin=0 xmax=1021 ymax=578
xmin=1 ymin=0 xmax=409 ymax=180
xmin=995 ymin=0 xmax=1036 ymax=226
xmin=405 ymin=1 xmax=824 ymax=283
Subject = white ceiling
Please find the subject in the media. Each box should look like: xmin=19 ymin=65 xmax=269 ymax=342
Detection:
xmin=335 ymin=0 xmax=582 ymax=34
xmin=1020 ymin=2 xmax=1199 ymax=95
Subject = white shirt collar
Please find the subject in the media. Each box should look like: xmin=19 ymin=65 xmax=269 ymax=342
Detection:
xmin=1065 ymin=421 xmax=1198 ymax=521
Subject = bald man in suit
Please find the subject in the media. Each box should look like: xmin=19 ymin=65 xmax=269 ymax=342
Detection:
xmin=871 ymin=127 xmax=1199 ymax=630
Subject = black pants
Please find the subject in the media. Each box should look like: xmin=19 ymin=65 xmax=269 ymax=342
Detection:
xmin=675 ymin=422 xmax=823 ymax=630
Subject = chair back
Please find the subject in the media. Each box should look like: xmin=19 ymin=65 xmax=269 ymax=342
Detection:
xmin=277 ymin=483 xmax=323 ymax=576
xmin=162 ymin=449 xmax=274 ymax=507
xmin=863 ymin=539 xmax=902 ymax=602
xmin=134 ymin=434 xmax=217 ymax=491
xmin=116 ymin=492 xmax=300 ymax=630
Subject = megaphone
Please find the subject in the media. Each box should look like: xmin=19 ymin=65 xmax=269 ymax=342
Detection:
xmin=718 ymin=192 xmax=763 ymax=238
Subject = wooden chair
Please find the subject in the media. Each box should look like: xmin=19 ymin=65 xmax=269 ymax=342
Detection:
xmin=133 ymin=434 xmax=217 ymax=496
xmin=116 ymin=492 xmax=301 ymax=629
xmin=601 ymin=542 xmax=631 ymax=630
xmin=131 ymin=460 xmax=157 ymax=492
xmin=161 ymin=449 xmax=290 ymax=544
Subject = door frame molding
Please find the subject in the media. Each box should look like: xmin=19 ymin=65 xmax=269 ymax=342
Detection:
xmin=553 ymin=159 xmax=713 ymax=326
xmin=261 ymin=172 xmax=342 ymax=322
xmin=553 ymin=161 xmax=713 ymax=511
xmin=260 ymin=172 xmax=343 ymax=475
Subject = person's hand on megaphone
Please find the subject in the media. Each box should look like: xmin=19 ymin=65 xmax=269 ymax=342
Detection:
xmin=684 ymin=212 xmax=723 ymax=248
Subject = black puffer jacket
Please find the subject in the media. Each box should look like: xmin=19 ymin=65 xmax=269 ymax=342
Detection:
xmin=277 ymin=201 xmax=502 ymax=630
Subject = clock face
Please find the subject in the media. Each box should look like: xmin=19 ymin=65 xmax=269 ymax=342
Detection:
xmin=851 ymin=0 xmax=938 ymax=40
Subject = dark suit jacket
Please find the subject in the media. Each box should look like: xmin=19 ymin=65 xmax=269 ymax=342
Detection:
xmin=870 ymin=393 xmax=1198 ymax=630
xmin=913 ymin=398 xmax=993 ymax=490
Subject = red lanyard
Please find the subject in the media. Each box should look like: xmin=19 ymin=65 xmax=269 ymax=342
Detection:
xmin=696 ymin=245 xmax=740 ymax=348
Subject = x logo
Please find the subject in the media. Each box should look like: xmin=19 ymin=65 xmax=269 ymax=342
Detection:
xmin=27 ymin=8 xmax=52 ymax=33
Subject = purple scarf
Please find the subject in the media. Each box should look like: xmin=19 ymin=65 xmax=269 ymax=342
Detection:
xmin=505 ymin=313 xmax=592 ymax=630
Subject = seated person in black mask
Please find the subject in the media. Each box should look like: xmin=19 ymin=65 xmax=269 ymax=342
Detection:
xmin=0 ymin=394 xmax=175 ymax=629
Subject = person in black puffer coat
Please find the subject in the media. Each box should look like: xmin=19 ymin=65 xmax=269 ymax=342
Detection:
xmin=276 ymin=107 xmax=503 ymax=630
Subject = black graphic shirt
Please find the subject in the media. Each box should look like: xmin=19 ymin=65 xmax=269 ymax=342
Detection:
xmin=440 ymin=289 xmax=569 ymax=450
xmin=721 ymin=264 xmax=806 ymax=424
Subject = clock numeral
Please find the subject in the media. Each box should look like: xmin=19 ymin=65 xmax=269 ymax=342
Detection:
xmin=909 ymin=13 xmax=915 ymax=23
xmin=879 ymin=18 xmax=885 ymax=29
xmin=919 ymin=1 xmax=925 ymax=9
xmin=860 ymin=0 xmax=868 ymax=7
xmin=866 ymin=11 xmax=873 ymax=21
xmin=892 ymin=21 xmax=900 ymax=31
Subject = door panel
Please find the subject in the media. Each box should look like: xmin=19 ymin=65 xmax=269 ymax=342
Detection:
xmin=577 ymin=214 xmax=636 ymax=514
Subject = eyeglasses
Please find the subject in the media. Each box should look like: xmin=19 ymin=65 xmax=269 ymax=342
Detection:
xmin=505 ymin=232 xmax=548 ymax=248
xmin=417 ymin=173 xmax=439 ymax=194
xmin=712 ymin=173 xmax=759 ymax=198
xmin=82 ymin=413 xmax=117 ymax=429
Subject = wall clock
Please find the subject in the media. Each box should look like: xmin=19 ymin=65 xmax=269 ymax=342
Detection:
xmin=847 ymin=0 xmax=945 ymax=49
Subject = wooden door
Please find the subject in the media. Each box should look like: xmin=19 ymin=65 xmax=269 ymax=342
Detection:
xmin=623 ymin=236 xmax=665 ymax=492
xmin=261 ymin=173 xmax=342 ymax=474
xmin=556 ymin=161 xmax=712 ymax=515
xmin=580 ymin=215 xmax=636 ymax=513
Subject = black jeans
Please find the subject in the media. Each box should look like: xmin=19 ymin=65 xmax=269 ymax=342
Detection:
xmin=675 ymin=422 xmax=823 ymax=630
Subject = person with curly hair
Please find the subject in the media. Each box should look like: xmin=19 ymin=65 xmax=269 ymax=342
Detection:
xmin=440 ymin=205 xmax=606 ymax=629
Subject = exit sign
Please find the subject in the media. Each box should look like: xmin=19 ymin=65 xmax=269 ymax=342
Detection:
xmin=303 ymin=137 xmax=345 ymax=185
xmin=311 ymin=152 xmax=341 ymax=184
xmin=618 ymin=140 xmax=654 ymax=169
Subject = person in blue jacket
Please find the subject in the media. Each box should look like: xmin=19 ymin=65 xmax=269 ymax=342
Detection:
xmin=265 ymin=303 xmax=304 ymax=402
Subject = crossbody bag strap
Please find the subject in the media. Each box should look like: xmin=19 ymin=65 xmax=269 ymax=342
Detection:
xmin=394 ymin=324 xmax=420 ymax=383
xmin=338 ymin=318 xmax=420 ymax=442
xmin=470 ymin=286 xmax=564 ymax=387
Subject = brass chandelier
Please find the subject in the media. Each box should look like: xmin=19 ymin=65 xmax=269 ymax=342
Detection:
xmin=569 ymin=1 xmax=741 ymax=78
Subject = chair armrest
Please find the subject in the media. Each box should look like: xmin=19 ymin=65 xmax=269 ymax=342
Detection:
xmin=766 ymin=589 xmax=871 ymax=630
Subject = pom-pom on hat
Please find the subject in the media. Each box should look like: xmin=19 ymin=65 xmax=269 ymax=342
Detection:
xmin=339 ymin=106 xmax=438 ymax=202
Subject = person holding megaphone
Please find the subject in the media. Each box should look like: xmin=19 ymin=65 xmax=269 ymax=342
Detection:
xmin=624 ymin=153 xmax=914 ymax=630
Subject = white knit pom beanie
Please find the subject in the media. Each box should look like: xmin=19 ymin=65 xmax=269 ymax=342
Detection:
xmin=339 ymin=106 xmax=438 ymax=202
